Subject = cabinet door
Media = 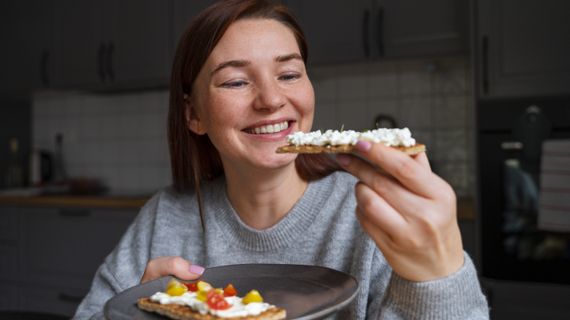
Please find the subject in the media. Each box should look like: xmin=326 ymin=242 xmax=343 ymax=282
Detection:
xmin=285 ymin=0 xmax=371 ymax=66
xmin=0 ymin=206 xmax=20 ymax=284
xmin=0 ymin=0 xmax=54 ymax=98
xmin=171 ymin=0 xmax=213 ymax=59
xmin=380 ymin=0 xmax=468 ymax=57
xmin=52 ymin=0 xmax=103 ymax=88
xmin=21 ymin=207 xmax=137 ymax=290
xmin=0 ymin=283 xmax=22 ymax=311
xmin=22 ymin=286 xmax=85 ymax=317
xmin=477 ymin=0 xmax=570 ymax=98
xmin=0 ymin=206 xmax=21 ymax=310
xmin=105 ymin=0 xmax=171 ymax=87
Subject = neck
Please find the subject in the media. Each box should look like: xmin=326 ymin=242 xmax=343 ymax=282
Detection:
xmin=223 ymin=162 xmax=307 ymax=230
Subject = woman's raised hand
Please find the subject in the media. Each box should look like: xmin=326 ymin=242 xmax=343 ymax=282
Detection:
xmin=140 ymin=256 xmax=205 ymax=284
xmin=337 ymin=141 xmax=464 ymax=282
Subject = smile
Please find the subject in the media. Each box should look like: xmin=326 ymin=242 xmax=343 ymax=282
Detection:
xmin=246 ymin=121 xmax=289 ymax=134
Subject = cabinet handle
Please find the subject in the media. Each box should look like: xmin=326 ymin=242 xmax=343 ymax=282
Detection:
xmin=501 ymin=141 xmax=523 ymax=150
xmin=106 ymin=41 xmax=115 ymax=82
xmin=58 ymin=293 xmax=85 ymax=304
xmin=482 ymin=35 xmax=489 ymax=94
xmin=98 ymin=43 xmax=107 ymax=82
xmin=362 ymin=9 xmax=370 ymax=58
xmin=59 ymin=209 xmax=91 ymax=217
xmin=40 ymin=49 xmax=50 ymax=86
xmin=377 ymin=6 xmax=385 ymax=57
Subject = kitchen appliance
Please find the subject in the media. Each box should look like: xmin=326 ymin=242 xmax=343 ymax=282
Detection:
xmin=29 ymin=149 xmax=53 ymax=185
xmin=477 ymin=96 xmax=570 ymax=285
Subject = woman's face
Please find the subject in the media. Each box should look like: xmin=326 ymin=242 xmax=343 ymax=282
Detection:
xmin=188 ymin=18 xmax=314 ymax=171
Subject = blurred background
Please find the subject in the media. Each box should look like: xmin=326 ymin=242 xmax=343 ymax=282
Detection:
xmin=0 ymin=0 xmax=569 ymax=319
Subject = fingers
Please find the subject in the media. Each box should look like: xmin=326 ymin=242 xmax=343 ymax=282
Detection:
xmin=141 ymin=256 xmax=205 ymax=284
xmin=414 ymin=151 xmax=431 ymax=170
xmin=340 ymin=141 xmax=442 ymax=199
xmin=354 ymin=182 xmax=408 ymax=234
xmin=355 ymin=205 xmax=393 ymax=251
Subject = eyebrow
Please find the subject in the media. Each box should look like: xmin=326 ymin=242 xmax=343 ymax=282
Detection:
xmin=211 ymin=60 xmax=250 ymax=76
xmin=275 ymin=53 xmax=303 ymax=63
xmin=210 ymin=53 xmax=303 ymax=76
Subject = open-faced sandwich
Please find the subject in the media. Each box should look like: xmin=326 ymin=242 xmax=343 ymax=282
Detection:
xmin=137 ymin=279 xmax=286 ymax=320
xmin=276 ymin=128 xmax=425 ymax=155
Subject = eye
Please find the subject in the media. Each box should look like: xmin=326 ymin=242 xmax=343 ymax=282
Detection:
xmin=278 ymin=72 xmax=301 ymax=81
xmin=221 ymin=80 xmax=249 ymax=88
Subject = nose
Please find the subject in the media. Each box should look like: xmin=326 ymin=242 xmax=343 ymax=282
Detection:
xmin=253 ymin=78 xmax=286 ymax=112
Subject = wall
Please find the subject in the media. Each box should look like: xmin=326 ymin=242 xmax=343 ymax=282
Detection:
xmin=32 ymin=91 xmax=170 ymax=195
xmin=31 ymin=55 xmax=474 ymax=197
xmin=311 ymin=55 xmax=474 ymax=197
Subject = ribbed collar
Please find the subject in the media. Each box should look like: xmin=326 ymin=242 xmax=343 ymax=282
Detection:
xmin=206 ymin=175 xmax=334 ymax=252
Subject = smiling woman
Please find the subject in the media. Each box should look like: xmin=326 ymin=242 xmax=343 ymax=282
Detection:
xmin=73 ymin=1 xmax=489 ymax=319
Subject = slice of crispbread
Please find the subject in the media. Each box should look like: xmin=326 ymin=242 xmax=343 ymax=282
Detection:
xmin=137 ymin=297 xmax=287 ymax=320
xmin=276 ymin=143 xmax=426 ymax=155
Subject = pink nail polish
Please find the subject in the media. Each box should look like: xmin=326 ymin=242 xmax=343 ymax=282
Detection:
xmin=356 ymin=140 xmax=372 ymax=152
xmin=189 ymin=264 xmax=205 ymax=275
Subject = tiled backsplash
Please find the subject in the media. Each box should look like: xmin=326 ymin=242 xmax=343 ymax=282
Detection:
xmin=32 ymin=91 xmax=171 ymax=195
xmin=310 ymin=55 xmax=474 ymax=197
xmin=32 ymin=55 xmax=474 ymax=197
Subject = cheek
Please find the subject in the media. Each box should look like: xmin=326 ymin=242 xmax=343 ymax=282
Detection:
xmin=204 ymin=94 xmax=244 ymax=132
xmin=293 ymin=81 xmax=315 ymax=114
xmin=299 ymin=83 xmax=315 ymax=121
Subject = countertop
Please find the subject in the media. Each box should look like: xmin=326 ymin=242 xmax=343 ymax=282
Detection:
xmin=0 ymin=194 xmax=149 ymax=209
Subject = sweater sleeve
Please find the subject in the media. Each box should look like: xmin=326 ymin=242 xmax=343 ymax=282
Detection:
xmin=72 ymin=193 xmax=161 ymax=320
xmin=377 ymin=253 xmax=489 ymax=320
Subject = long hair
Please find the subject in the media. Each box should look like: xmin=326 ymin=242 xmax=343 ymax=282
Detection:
xmin=168 ymin=0 xmax=341 ymax=224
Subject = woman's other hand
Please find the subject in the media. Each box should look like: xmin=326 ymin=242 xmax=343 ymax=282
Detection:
xmin=337 ymin=141 xmax=464 ymax=282
xmin=140 ymin=256 xmax=205 ymax=283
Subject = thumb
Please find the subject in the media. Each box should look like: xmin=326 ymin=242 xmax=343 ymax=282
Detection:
xmin=141 ymin=256 xmax=205 ymax=284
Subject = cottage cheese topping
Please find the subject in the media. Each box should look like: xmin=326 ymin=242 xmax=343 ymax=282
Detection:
xmin=150 ymin=291 xmax=271 ymax=318
xmin=287 ymin=128 xmax=416 ymax=147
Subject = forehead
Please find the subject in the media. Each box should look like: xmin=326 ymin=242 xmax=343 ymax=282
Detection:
xmin=208 ymin=18 xmax=300 ymax=63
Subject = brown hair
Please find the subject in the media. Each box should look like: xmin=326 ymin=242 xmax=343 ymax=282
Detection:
xmin=168 ymin=0 xmax=341 ymax=222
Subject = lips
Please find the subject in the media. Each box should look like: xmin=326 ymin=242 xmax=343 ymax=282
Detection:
xmin=244 ymin=121 xmax=290 ymax=135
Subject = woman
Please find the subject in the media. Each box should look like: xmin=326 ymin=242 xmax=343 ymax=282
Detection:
xmin=74 ymin=0 xmax=488 ymax=319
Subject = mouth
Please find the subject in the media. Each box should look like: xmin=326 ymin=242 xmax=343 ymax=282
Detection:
xmin=244 ymin=121 xmax=291 ymax=135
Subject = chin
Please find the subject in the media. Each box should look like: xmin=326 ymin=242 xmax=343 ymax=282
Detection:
xmin=256 ymin=153 xmax=297 ymax=170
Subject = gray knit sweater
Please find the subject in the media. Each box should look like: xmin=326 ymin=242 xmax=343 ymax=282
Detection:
xmin=74 ymin=171 xmax=489 ymax=319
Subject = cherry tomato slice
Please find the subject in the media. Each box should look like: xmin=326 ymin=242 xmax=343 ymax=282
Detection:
xmin=184 ymin=282 xmax=198 ymax=292
xmin=223 ymin=284 xmax=237 ymax=297
xmin=206 ymin=290 xmax=231 ymax=310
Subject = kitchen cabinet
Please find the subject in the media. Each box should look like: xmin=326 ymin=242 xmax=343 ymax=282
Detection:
xmin=52 ymin=0 xmax=170 ymax=90
xmin=0 ymin=207 xmax=20 ymax=285
xmin=0 ymin=206 xmax=22 ymax=311
xmin=0 ymin=0 xmax=54 ymax=98
xmin=284 ymin=0 xmax=371 ymax=65
xmin=379 ymin=0 xmax=468 ymax=57
xmin=171 ymin=0 xmax=213 ymax=59
xmin=0 ymin=205 xmax=137 ymax=316
xmin=475 ymin=0 xmax=570 ymax=98
xmin=284 ymin=0 xmax=468 ymax=66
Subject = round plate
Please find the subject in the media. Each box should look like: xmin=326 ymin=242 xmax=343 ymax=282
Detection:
xmin=104 ymin=264 xmax=358 ymax=320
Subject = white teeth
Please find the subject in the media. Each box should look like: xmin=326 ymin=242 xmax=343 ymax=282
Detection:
xmin=248 ymin=121 xmax=289 ymax=135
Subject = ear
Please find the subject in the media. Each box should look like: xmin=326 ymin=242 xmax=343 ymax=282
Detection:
xmin=185 ymin=100 xmax=207 ymax=135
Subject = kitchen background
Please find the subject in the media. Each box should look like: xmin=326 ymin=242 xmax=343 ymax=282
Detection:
xmin=1 ymin=0 xmax=569 ymax=319
xmin=29 ymin=56 xmax=473 ymax=197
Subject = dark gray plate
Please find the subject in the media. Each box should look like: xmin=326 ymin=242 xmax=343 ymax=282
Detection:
xmin=104 ymin=264 xmax=358 ymax=320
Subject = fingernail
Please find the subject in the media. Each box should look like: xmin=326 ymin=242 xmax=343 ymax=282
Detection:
xmin=336 ymin=154 xmax=351 ymax=166
xmin=356 ymin=140 xmax=372 ymax=152
xmin=189 ymin=264 xmax=205 ymax=275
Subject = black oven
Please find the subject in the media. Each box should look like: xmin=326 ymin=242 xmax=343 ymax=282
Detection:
xmin=477 ymin=96 xmax=570 ymax=285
